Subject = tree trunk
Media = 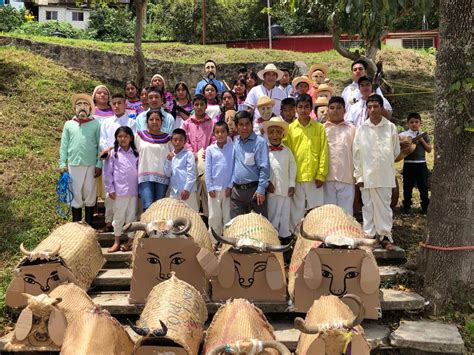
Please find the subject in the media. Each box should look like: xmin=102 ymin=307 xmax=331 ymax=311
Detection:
xmin=420 ymin=0 xmax=473 ymax=313
xmin=134 ymin=0 xmax=148 ymax=89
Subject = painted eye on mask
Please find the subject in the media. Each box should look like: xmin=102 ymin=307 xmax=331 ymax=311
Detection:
xmin=345 ymin=271 xmax=360 ymax=279
xmin=33 ymin=315 xmax=41 ymax=325
xmin=50 ymin=274 xmax=60 ymax=282
xmin=147 ymin=257 xmax=160 ymax=264
xmin=24 ymin=277 xmax=37 ymax=285
xmin=253 ymin=262 xmax=267 ymax=273
xmin=322 ymin=270 xmax=333 ymax=278
xmin=170 ymin=257 xmax=185 ymax=265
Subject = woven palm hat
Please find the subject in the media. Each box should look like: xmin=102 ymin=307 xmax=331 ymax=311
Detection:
xmin=262 ymin=116 xmax=289 ymax=137
xmin=257 ymin=63 xmax=284 ymax=81
xmin=256 ymin=95 xmax=276 ymax=108
xmin=317 ymin=83 xmax=335 ymax=95
xmin=71 ymin=94 xmax=95 ymax=113
xmin=292 ymin=75 xmax=314 ymax=88
xmin=308 ymin=63 xmax=329 ymax=77
xmin=314 ymin=96 xmax=329 ymax=108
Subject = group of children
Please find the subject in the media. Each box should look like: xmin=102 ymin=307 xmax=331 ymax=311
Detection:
xmin=59 ymin=60 xmax=432 ymax=253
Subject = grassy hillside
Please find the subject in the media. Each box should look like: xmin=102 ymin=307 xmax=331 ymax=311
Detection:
xmin=0 ymin=47 xmax=109 ymax=327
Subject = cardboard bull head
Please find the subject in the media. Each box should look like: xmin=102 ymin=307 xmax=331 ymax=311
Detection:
xmin=295 ymin=294 xmax=370 ymax=355
xmin=128 ymin=199 xmax=218 ymax=303
xmin=5 ymin=222 xmax=105 ymax=308
xmin=6 ymin=293 xmax=67 ymax=352
xmin=210 ymin=213 xmax=292 ymax=302
xmin=288 ymin=205 xmax=381 ymax=319
xmin=61 ymin=306 xmax=134 ymax=355
xmin=204 ymin=298 xmax=291 ymax=355
xmin=131 ymin=274 xmax=208 ymax=355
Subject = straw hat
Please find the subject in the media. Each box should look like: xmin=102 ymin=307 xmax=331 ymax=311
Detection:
xmin=308 ymin=63 xmax=329 ymax=77
xmin=314 ymin=96 xmax=329 ymax=108
xmin=263 ymin=116 xmax=289 ymax=137
xmin=257 ymin=63 xmax=284 ymax=81
xmin=317 ymin=83 xmax=335 ymax=95
xmin=256 ymin=95 xmax=275 ymax=108
xmin=292 ymin=76 xmax=313 ymax=88
xmin=71 ymin=94 xmax=95 ymax=113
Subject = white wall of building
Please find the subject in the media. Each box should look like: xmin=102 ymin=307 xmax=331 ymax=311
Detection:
xmin=38 ymin=6 xmax=90 ymax=30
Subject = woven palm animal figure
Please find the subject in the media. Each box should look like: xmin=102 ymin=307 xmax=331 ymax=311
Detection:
xmin=211 ymin=213 xmax=293 ymax=302
xmin=5 ymin=223 xmax=105 ymax=308
xmin=61 ymin=306 xmax=134 ymax=355
xmin=130 ymin=274 xmax=208 ymax=355
xmin=295 ymin=295 xmax=370 ymax=355
xmin=126 ymin=198 xmax=218 ymax=303
xmin=204 ymin=299 xmax=291 ymax=355
xmin=288 ymin=204 xmax=381 ymax=318
xmin=6 ymin=293 xmax=67 ymax=352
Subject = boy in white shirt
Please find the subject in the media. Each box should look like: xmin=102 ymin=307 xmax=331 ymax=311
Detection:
xmin=263 ymin=117 xmax=296 ymax=242
xmin=353 ymin=95 xmax=400 ymax=250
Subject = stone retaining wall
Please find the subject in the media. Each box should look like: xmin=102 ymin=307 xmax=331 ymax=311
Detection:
xmin=0 ymin=36 xmax=307 ymax=90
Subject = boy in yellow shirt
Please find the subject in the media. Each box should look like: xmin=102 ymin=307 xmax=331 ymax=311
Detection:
xmin=285 ymin=93 xmax=329 ymax=230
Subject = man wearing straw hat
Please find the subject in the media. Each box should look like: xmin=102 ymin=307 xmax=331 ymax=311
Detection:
xmin=244 ymin=63 xmax=286 ymax=120
xmin=195 ymin=59 xmax=226 ymax=95
xmin=59 ymin=94 xmax=102 ymax=225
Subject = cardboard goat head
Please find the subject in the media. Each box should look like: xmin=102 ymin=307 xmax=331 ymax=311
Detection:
xmin=128 ymin=198 xmax=218 ymax=304
xmin=6 ymin=293 xmax=67 ymax=352
xmin=288 ymin=205 xmax=381 ymax=318
xmin=5 ymin=223 xmax=105 ymax=308
xmin=131 ymin=274 xmax=207 ymax=355
xmin=211 ymin=213 xmax=292 ymax=302
xmin=204 ymin=298 xmax=291 ymax=355
xmin=295 ymin=294 xmax=370 ymax=355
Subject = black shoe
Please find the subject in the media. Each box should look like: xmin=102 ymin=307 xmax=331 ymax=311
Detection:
xmin=85 ymin=206 xmax=95 ymax=226
xmin=402 ymin=208 xmax=411 ymax=216
xmin=72 ymin=208 xmax=82 ymax=222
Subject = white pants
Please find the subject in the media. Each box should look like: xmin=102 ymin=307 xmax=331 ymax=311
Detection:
xmin=361 ymin=187 xmax=393 ymax=241
xmin=208 ymin=190 xmax=231 ymax=239
xmin=104 ymin=194 xmax=114 ymax=224
xmin=324 ymin=181 xmax=355 ymax=215
xmin=171 ymin=191 xmax=199 ymax=212
xmin=112 ymin=196 xmax=138 ymax=238
xmin=290 ymin=181 xmax=324 ymax=231
xmin=69 ymin=165 xmax=97 ymax=208
xmin=268 ymin=194 xmax=291 ymax=237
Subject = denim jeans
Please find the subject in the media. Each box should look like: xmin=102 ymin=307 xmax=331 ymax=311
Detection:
xmin=139 ymin=181 xmax=168 ymax=210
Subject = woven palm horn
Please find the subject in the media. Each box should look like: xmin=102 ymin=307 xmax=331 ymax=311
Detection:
xmin=208 ymin=340 xmax=291 ymax=355
xmin=123 ymin=222 xmax=147 ymax=233
xmin=342 ymin=294 xmax=365 ymax=329
xmin=298 ymin=219 xmax=326 ymax=242
xmin=20 ymin=243 xmax=60 ymax=257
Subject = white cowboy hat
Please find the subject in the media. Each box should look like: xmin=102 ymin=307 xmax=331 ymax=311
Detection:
xmin=71 ymin=93 xmax=95 ymax=113
xmin=257 ymin=64 xmax=284 ymax=81
xmin=262 ymin=116 xmax=289 ymax=137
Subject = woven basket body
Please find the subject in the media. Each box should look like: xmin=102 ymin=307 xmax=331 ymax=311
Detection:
xmin=130 ymin=198 xmax=212 ymax=303
xmin=288 ymin=205 xmax=380 ymax=318
xmin=5 ymin=223 xmax=105 ymax=308
xmin=61 ymin=308 xmax=134 ymax=355
xmin=204 ymin=299 xmax=278 ymax=354
xmin=135 ymin=274 xmax=207 ymax=355
xmin=296 ymin=296 xmax=370 ymax=355
xmin=49 ymin=283 xmax=95 ymax=323
xmin=211 ymin=213 xmax=287 ymax=302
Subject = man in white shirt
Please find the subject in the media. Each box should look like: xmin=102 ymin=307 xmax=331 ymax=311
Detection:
xmin=341 ymin=60 xmax=385 ymax=111
xmin=346 ymin=76 xmax=392 ymax=127
xmin=353 ymin=94 xmax=400 ymax=250
xmin=245 ymin=63 xmax=286 ymax=120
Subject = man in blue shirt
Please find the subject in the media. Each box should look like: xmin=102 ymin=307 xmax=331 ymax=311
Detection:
xmin=231 ymin=111 xmax=270 ymax=218
xmin=195 ymin=60 xmax=226 ymax=95
xmin=135 ymin=87 xmax=174 ymax=134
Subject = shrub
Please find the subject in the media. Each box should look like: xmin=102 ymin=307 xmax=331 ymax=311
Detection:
xmin=0 ymin=5 xmax=24 ymax=32
xmin=12 ymin=21 xmax=89 ymax=39
xmin=88 ymin=7 xmax=135 ymax=42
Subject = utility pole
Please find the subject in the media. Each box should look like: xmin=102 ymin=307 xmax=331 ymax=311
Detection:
xmin=267 ymin=0 xmax=272 ymax=49
xmin=202 ymin=0 xmax=206 ymax=45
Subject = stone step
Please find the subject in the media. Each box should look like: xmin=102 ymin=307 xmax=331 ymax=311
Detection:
xmin=390 ymin=320 xmax=465 ymax=354
xmin=99 ymin=244 xmax=406 ymax=263
xmin=92 ymin=265 xmax=412 ymax=289
xmin=89 ymin=288 xmax=426 ymax=315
